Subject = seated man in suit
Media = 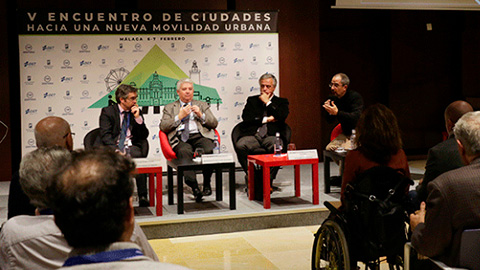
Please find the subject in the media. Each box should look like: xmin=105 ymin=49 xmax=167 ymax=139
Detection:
xmin=97 ymin=84 xmax=150 ymax=206
xmin=411 ymin=100 xmax=473 ymax=208
xmin=0 ymin=147 xmax=158 ymax=269
xmin=236 ymin=73 xmax=289 ymax=190
xmin=410 ymin=111 xmax=480 ymax=267
xmin=160 ymin=78 xmax=218 ymax=202
xmin=48 ymin=149 xmax=186 ymax=269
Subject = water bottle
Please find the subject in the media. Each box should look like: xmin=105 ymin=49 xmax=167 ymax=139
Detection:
xmin=124 ymin=138 xmax=132 ymax=157
xmin=213 ymin=135 xmax=220 ymax=154
xmin=274 ymin=132 xmax=282 ymax=156
xmin=349 ymin=129 xmax=356 ymax=150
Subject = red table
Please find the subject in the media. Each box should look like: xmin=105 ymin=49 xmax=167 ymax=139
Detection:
xmin=136 ymin=165 xmax=163 ymax=216
xmin=247 ymin=154 xmax=319 ymax=209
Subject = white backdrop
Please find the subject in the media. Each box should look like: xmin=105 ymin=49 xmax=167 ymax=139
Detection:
xmin=18 ymin=11 xmax=279 ymax=169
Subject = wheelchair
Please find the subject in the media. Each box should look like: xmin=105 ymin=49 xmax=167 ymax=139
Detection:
xmin=312 ymin=166 xmax=414 ymax=270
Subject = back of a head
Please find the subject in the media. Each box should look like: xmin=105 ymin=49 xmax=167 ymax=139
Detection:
xmin=48 ymin=149 xmax=136 ymax=248
xmin=19 ymin=147 xmax=71 ymax=210
xmin=34 ymin=116 xmax=71 ymax=149
xmin=454 ymin=111 xmax=480 ymax=157
xmin=445 ymin=100 xmax=474 ymax=125
xmin=356 ymin=104 xmax=403 ymax=164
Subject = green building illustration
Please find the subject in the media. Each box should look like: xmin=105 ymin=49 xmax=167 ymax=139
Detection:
xmin=89 ymin=44 xmax=222 ymax=111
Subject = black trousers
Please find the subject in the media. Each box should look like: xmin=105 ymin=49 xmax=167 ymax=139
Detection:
xmin=173 ymin=133 xmax=215 ymax=189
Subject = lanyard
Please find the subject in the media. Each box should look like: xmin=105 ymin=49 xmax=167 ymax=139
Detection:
xmin=63 ymin=248 xmax=143 ymax=266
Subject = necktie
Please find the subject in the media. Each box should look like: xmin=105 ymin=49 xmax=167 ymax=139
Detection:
xmin=119 ymin=111 xmax=129 ymax=151
xmin=181 ymin=107 xmax=190 ymax=142
xmin=257 ymin=107 xmax=268 ymax=138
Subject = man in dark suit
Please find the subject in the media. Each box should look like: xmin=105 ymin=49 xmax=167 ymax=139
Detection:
xmin=236 ymin=73 xmax=289 ymax=189
xmin=414 ymin=100 xmax=473 ymax=205
xmin=410 ymin=111 xmax=480 ymax=267
xmin=160 ymin=78 xmax=218 ymax=202
xmin=97 ymin=84 xmax=150 ymax=206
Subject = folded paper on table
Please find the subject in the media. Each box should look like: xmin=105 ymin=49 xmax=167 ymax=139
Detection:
xmin=202 ymin=153 xmax=235 ymax=164
xmin=287 ymin=149 xmax=318 ymax=160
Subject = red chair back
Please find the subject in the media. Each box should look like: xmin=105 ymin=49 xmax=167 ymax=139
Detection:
xmin=159 ymin=129 xmax=221 ymax=160
xmin=330 ymin=124 xmax=343 ymax=141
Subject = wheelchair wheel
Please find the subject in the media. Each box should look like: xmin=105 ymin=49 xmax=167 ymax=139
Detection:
xmin=312 ymin=219 xmax=350 ymax=270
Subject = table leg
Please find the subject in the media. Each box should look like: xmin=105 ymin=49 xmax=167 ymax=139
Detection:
xmin=168 ymin=166 xmax=174 ymax=205
xmin=229 ymin=166 xmax=236 ymax=210
xmin=323 ymin=152 xmax=331 ymax=193
xmin=248 ymin=161 xmax=255 ymax=200
xmin=215 ymin=168 xmax=222 ymax=201
xmin=148 ymin=173 xmax=155 ymax=207
xmin=156 ymin=173 xmax=162 ymax=216
xmin=263 ymin=166 xmax=271 ymax=209
xmin=312 ymin=162 xmax=319 ymax=205
xmin=294 ymin=165 xmax=301 ymax=197
xmin=177 ymin=170 xmax=184 ymax=214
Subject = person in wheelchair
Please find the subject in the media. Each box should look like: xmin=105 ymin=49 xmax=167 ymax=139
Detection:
xmin=312 ymin=104 xmax=413 ymax=270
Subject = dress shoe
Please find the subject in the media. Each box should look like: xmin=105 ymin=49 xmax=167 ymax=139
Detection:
xmin=270 ymin=185 xmax=281 ymax=194
xmin=139 ymin=196 xmax=150 ymax=207
xmin=203 ymin=185 xmax=212 ymax=196
xmin=330 ymin=176 xmax=342 ymax=186
xmin=193 ymin=187 xmax=203 ymax=203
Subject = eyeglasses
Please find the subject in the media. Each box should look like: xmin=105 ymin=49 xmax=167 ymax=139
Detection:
xmin=329 ymin=83 xmax=343 ymax=88
xmin=63 ymin=132 xmax=75 ymax=139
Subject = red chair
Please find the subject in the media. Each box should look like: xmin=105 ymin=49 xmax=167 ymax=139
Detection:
xmin=330 ymin=124 xmax=343 ymax=141
xmin=159 ymin=130 xmax=221 ymax=160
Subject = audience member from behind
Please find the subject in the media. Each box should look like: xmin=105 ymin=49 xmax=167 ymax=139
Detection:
xmin=48 ymin=149 xmax=186 ymax=269
xmin=7 ymin=116 xmax=73 ymax=219
xmin=413 ymin=100 xmax=473 ymax=206
xmin=341 ymin=104 xmax=410 ymax=203
xmin=410 ymin=111 xmax=480 ymax=267
xmin=0 ymin=148 xmax=158 ymax=270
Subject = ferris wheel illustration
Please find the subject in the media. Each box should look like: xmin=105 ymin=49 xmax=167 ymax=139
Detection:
xmin=104 ymin=67 xmax=130 ymax=92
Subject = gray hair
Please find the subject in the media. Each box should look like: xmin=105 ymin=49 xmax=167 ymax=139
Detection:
xmin=176 ymin=78 xmax=194 ymax=91
xmin=34 ymin=116 xmax=71 ymax=148
xmin=19 ymin=147 xmax=72 ymax=209
xmin=335 ymin=73 xmax=350 ymax=86
xmin=259 ymin=73 xmax=277 ymax=87
xmin=454 ymin=111 xmax=480 ymax=156
xmin=115 ymin=84 xmax=138 ymax=103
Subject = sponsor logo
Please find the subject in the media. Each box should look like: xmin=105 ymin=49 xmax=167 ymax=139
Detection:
xmin=233 ymin=42 xmax=242 ymax=51
xmin=64 ymin=90 xmax=72 ymax=100
xmin=24 ymin=61 xmax=36 ymax=68
xmin=267 ymin=41 xmax=273 ymax=49
xmin=25 ymin=75 xmax=34 ymax=85
xmin=266 ymin=56 xmax=274 ymax=64
xmin=42 ymin=75 xmax=53 ymax=85
xmin=61 ymin=59 xmax=72 ymax=69
xmin=234 ymin=101 xmax=245 ymax=107
xmin=24 ymin=44 xmax=34 ymax=53
xmin=116 ymin=43 xmax=125 ymax=52
xmin=218 ymin=57 xmax=226 ymax=66
xmin=150 ymin=118 xmax=160 ymax=127
xmin=25 ymin=91 xmax=36 ymax=101
xmin=62 ymin=106 xmax=73 ymax=115
xmin=27 ymin=138 xmax=36 ymax=147
xmin=218 ymin=42 xmax=226 ymax=51
xmin=60 ymin=76 xmax=73 ymax=83
xmin=152 ymin=134 xmax=158 ymax=140
xmin=249 ymin=71 xmax=258 ymax=80
xmin=249 ymin=43 xmax=260 ymax=49
xmin=184 ymin=43 xmax=194 ymax=52
xmin=233 ymin=58 xmax=244 ymax=64
xmin=43 ymin=92 xmax=56 ymax=98
xmin=251 ymin=56 xmax=258 ymax=65
xmin=201 ymin=44 xmax=212 ymax=49
xmin=250 ymin=86 xmax=260 ymax=92
xmin=98 ymin=45 xmax=109 ymax=51
xmin=79 ymin=44 xmax=90 ymax=53
xmin=234 ymin=71 xmax=242 ymax=80
xmin=42 ymin=45 xmax=54 ymax=51
xmin=216 ymin=73 xmax=227 ymax=79
xmin=217 ymin=117 xmax=228 ymax=122
xmin=28 ymin=123 xmax=33 ymax=129
xmin=202 ymin=72 xmax=210 ymax=81
xmin=25 ymin=108 xmax=38 ymax=115
xmin=234 ymin=86 xmax=244 ymax=95
xmin=62 ymin=44 xmax=71 ymax=53
xmin=80 ymin=90 xmax=91 ymax=100
xmin=44 ymin=59 xmax=53 ymax=69
xmin=80 ymin=60 xmax=92 ymax=66
xmin=133 ymin=43 xmax=142 ymax=52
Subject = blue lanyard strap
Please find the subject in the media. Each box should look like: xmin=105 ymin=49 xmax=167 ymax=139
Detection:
xmin=63 ymin=248 xmax=143 ymax=266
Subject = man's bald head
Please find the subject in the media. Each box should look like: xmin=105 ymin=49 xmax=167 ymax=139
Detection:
xmin=444 ymin=101 xmax=474 ymax=135
xmin=34 ymin=116 xmax=73 ymax=151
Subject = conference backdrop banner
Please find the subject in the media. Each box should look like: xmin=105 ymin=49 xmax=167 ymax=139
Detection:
xmin=18 ymin=10 xmax=279 ymax=168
